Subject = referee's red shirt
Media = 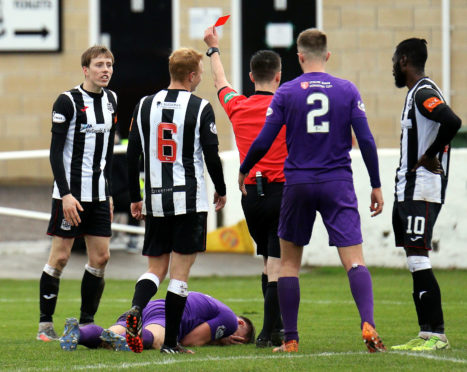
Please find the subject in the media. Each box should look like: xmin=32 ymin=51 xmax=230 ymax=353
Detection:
xmin=218 ymin=87 xmax=287 ymax=185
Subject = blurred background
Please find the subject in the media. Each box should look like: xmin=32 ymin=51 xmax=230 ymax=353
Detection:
xmin=0 ymin=0 xmax=466 ymax=270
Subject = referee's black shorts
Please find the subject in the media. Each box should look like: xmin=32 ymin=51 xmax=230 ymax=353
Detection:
xmin=143 ymin=212 xmax=207 ymax=257
xmin=241 ymin=181 xmax=283 ymax=259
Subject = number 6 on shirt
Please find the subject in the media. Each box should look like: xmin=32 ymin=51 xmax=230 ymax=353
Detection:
xmin=307 ymin=92 xmax=329 ymax=133
xmin=157 ymin=122 xmax=177 ymax=163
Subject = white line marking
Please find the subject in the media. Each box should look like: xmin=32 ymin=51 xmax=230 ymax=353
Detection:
xmin=25 ymin=350 xmax=467 ymax=371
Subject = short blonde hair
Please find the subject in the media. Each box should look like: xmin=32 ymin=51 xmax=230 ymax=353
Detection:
xmin=169 ymin=48 xmax=203 ymax=82
xmin=297 ymin=29 xmax=327 ymax=60
xmin=81 ymin=45 xmax=114 ymax=67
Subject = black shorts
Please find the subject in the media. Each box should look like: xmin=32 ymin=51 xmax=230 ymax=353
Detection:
xmin=241 ymin=181 xmax=283 ymax=258
xmin=143 ymin=212 xmax=207 ymax=257
xmin=392 ymin=200 xmax=441 ymax=250
xmin=47 ymin=198 xmax=112 ymax=238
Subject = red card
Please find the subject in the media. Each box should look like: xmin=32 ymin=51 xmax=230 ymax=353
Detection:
xmin=214 ymin=15 xmax=230 ymax=27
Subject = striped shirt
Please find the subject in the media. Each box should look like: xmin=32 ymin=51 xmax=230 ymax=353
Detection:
xmin=50 ymin=85 xmax=117 ymax=201
xmin=128 ymin=89 xmax=223 ymax=217
xmin=395 ymin=77 xmax=450 ymax=203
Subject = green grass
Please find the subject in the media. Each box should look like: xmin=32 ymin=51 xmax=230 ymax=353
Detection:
xmin=1 ymin=267 xmax=466 ymax=371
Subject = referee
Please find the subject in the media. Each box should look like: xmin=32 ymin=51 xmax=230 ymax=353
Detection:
xmin=204 ymin=26 xmax=287 ymax=347
xmin=38 ymin=46 xmax=117 ymax=341
xmin=124 ymin=47 xmax=226 ymax=354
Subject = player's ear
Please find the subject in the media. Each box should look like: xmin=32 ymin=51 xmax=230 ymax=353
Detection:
xmin=325 ymin=51 xmax=331 ymax=62
xmin=238 ymin=317 xmax=245 ymax=326
xmin=249 ymin=71 xmax=255 ymax=83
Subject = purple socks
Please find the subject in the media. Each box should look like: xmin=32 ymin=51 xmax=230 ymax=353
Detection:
xmin=278 ymin=276 xmax=300 ymax=342
xmin=347 ymin=265 xmax=375 ymax=328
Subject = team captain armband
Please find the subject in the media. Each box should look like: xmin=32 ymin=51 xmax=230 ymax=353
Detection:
xmin=423 ymin=96 xmax=444 ymax=112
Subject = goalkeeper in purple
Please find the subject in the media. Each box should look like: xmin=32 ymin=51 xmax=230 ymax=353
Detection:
xmin=239 ymin=28 xmax=386 ymax=353
xmin=59 ymin=292 xmax=255 ymax=351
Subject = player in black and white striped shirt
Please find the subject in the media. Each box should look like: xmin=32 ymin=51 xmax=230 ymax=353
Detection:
xmin=391 ymin=38 xmax=461 ymax=351
xmin=38 ymin=46 xmax=117 ymax=342
xmin=124 ymin=48 xmax=226 ymax=354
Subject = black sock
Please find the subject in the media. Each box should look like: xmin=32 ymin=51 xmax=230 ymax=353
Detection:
xmin=39 ymin=272 xmax=60 ymax=323
xmin=132 ymin=279 xmax=158 ymax=310
xmin=163 ymin=291 xmax=187 ymax=347
xmin=412 ymin=269 xmax=444 ymax=334
xmin=80 ymin=270 xmax=105 ymax=324
xmin=259 ymin=281 xmax=280 ymax=339
xmin=261 ymin=273 xmax=268 ymax=298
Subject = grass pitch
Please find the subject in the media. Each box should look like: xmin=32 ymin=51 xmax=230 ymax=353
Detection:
xmin=0 ymin=267 xmax=466 ymax=371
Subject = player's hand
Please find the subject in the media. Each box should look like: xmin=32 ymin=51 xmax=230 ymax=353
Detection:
xmin=370 ymin=187 xmax=383 ymax=217
xmin=109 ymin=196 xmax=114 ymax=223
xmin=131 ymin=201 xmax=144 ymax=221
xmin=238 ymin=172 xmax=247 ymax=196
xmin=219 ymin=335 xmax=246 ymax=345
xmin=213 ymin=192 xmax=226 ymax=212
xmin=203 ymin=26 xmax=219 ymax=48
xmin=412 ymin=154 xmax=443 ymax=174
xmin=62 ymin=193 xmax=83 ymax=226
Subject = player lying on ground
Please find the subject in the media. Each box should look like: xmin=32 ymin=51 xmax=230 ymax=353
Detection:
xmin=59 ymin=291 xmax=255 ymax=351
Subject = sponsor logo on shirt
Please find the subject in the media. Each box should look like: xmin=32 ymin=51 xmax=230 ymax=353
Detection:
xmin=60 ymin=219 xmax=71 ymax=231
xmin=410 ymin=236 xmax=423 ymax=242
xmin=210 ymin=122 xmax=217 ymax=134
xmin=423 ymin=96 xmax=444 ymax=112
xmin=80 ymin=123 xmax=111 ymax=133
xmin=266 ymin=107 xmax=273 ymax=116
xmin=215 ymin=325 xmax=226 ymax=339
xmin=52 ymin=111 xmax=66 ymax=123
xmin=357 ymin=100 xmax=366 ymax=112
xmin=223 ymin=91 xmax=239 ymax=104
xmin=107 ymin=102 xmax=114 ymax=113
xmin=156 ymin=101 xmax=182 ymax=110
xmin=301 ymin=81 xmax=309 ymax=89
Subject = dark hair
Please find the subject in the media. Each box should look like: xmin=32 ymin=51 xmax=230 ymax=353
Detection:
xmin=239 ymin=316 xmax=255 ymax=343
xmin=250 ymin=50 xmax=281 ymax=83
xmin=81 ymin=45 xmax=114 ymax=67
xmin=395 ymin=38 xmax=428 ymax=72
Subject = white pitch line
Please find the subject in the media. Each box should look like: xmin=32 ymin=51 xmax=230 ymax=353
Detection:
xmin=23 ymin=350 xmax=467 ymax=372
xmin=0 ymin=297 xmax=411 ymax=306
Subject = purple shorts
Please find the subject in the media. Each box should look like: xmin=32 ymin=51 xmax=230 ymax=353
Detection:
xmin=278 ymin=181 xmax=362 ymax=247
xmin=115 ymin=300 xmax=166 ymax=328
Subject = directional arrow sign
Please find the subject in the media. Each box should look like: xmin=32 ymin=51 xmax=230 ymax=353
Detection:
xmin=0 ymin=0 xmax=62 ymax=52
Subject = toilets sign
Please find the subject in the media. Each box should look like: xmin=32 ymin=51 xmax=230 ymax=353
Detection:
xmin=0 ymin=0 xmax=62 ymax=52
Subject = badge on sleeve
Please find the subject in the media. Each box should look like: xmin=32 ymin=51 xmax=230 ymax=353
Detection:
xmin=423 ymin=97 xmax=444 ymax=112
xmin=52 ymin=111 xmax=66 ymax=123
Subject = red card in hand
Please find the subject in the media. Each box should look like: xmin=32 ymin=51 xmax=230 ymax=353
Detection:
xmin=214 ymin=15 xmax=230 ymax=27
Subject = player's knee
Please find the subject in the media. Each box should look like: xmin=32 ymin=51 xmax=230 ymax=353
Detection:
xmin=53 ymin=253 xmax=71 ymax=270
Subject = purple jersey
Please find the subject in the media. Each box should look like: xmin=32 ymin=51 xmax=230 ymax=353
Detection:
xmin=138 ymin=292 xmax=238 ymax=342
xmin=265 ymin=72 xmax=367 ymax=184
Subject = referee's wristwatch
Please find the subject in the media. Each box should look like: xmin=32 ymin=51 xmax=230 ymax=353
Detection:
xmin=206 ymin=47 xmax=220 ymax=57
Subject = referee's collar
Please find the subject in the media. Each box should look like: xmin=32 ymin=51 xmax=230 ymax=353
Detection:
xmin=254 ymin=90 xmax=274 ymax=96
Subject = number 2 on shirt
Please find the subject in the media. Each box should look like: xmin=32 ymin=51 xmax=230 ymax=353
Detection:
xmin=157 ymin=122 xmax=177 ymax=163
xmin=307 ymin=92 xmax=329 ymax=133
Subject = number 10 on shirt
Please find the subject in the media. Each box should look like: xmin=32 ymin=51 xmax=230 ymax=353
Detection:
xmin=158 ymin=122 xmax=177 ymax=163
